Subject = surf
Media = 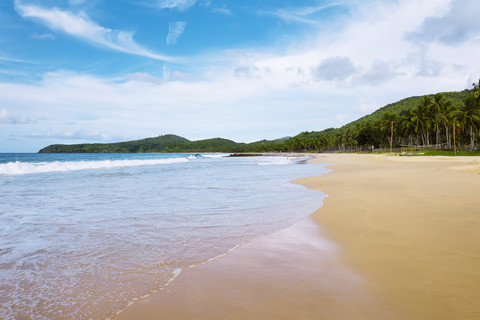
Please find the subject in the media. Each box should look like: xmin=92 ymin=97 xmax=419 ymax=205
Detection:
xmin=0 ymin=157 xmax=189 ymax=175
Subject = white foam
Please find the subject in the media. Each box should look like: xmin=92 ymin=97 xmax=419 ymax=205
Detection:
xmin=111 ymin=267 xmax=183 ymax=319
xmin=187 ymin=241 xmax=249 ymax=269
xmin=256 ymin=157 xmax=297 ymax=166
xmin=0 ymin=158 xmax=189 ymax=175
xmin=201 ymin=154 xmax=228 ymax=158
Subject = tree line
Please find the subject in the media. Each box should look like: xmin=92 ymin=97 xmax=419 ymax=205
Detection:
xmin=246 ymin=82 xmax=479 ymax=153
xmin=40 ymin=82 xmax=480 ymax=154
xmin=373 ymin=82 xmax=479 ymax=152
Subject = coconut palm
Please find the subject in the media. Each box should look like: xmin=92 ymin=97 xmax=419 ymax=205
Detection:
xmin=410 ymin=96 xmax=433 ymax=146
xmin=453 ymin=91 xmax=480 ymax=149
xmin=381 ymin=112 xmax=399 ymax=152
xmin=438 ymin=97 xmax=454 ymax=148
xmin=431 ymin=93 xmax=451 ymax=148
xmin=398 ymin=110 xmax=415 ymax=145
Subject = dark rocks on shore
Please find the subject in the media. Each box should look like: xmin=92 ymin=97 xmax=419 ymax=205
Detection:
xmin=228 ymin=153 xmax=264 ymax=157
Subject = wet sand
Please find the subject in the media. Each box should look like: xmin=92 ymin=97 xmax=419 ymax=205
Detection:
xmin=116 ymin=154 xmax=480 ymax=320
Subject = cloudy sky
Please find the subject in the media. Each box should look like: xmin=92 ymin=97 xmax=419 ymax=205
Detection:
xmin=1 ymin=0 xmax=480 ymax=152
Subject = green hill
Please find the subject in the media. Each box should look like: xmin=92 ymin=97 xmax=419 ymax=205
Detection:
xmin=39 ymin=134 xmax=190 ymax=153
xmin=281 ymin=89 xmax=474 ymax=152
xmin=343 ymin=90 xmax=468 ymax=129
xmin=164 ymin=138 xmax=246 ymax=153
xmin=39 ymin=88 xmax=479 ymax=153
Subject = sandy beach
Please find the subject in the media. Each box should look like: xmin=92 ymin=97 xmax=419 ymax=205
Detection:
xmin=116 ymin=154 xmax=480 ymax=320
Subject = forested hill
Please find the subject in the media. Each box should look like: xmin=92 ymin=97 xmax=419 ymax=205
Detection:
xmin=343 ymin=91 xmax=467 ymax=129
xmin=39 ymin=135 xmax=245 ymax=153
xmin=39 ymin=133 xmax=293 ymax=153
xmin=39 ymin=88 xmax=478 ymax=153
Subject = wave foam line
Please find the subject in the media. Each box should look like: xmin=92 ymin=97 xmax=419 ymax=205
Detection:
xmin=0 ymin=158 xmax=189 ymax=175
xmin=109 ymin=268 xmax=183 ymax=320
xmin=201 ymin=154 xmax=228 ymax=158
xmin=256 ymin=157 xmax=297 ymax=166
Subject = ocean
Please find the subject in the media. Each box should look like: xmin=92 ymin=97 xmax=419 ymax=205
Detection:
xmin=0 ymin=153 xmax=327 ymax=319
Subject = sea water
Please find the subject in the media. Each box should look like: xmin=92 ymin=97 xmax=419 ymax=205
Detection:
xmin=0 ymin=153 xmax=327 ymax=319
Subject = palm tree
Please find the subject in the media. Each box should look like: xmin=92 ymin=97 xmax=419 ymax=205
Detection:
xmin=399 ymin=110 xmax=416 ymax=145
xmin=454 ymin=91 xmax=480 ymax=149
xmin=411 ymin=96 xmax=433 ymax=146
xmin=381 ymin=112 xmax=399 ymax=152
xmin=439 ymin=99 xmax=454 ymax=149
xmin=432 ymin=93 xmax=451 ymax=148
xmin=410 ymin=107 xmax=423 ymax=145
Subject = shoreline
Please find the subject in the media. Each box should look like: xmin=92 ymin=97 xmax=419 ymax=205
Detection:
xmin=115 ymin=154 xmax=480 ymax=319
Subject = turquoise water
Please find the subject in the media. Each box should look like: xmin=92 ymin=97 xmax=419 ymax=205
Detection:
xmin=0 ymin=153 xmax=327 ymax=319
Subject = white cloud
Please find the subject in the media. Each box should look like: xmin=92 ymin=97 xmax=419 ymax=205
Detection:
xmin=356 ymin=60 xmax=398 ymax=85
xmin=355 ymin=99 xmax=380 ymax=114
xmin=407 ymin=0 xmax=480 ymax=45
xmin=248 ymin=0 xmax=476 ymax=90
xmin=166 ymin=21 xmax=187 ymax=45
xmin=335 ymin=113 xmax=349 ymax=123
xmin=0 ymin=109 xmax=33 ymax=124
xmin=0 ymin=55 xmax=31 ymax=64
xmin=31 ymin=32 xmax=56 ymax=40
xmin=30 ymin=130 xmax=110 ymax=141
xmin=158 ymin=0 xmax=197 ymax=11
xmin=212 ymin=6 xmax=232 ymax=15
xmin=119 ymin=72 xmax=164 ymax=84
xmin=233 ymin=66 xmax=273 ymax=79
xmin=200 ymin=0 xmax=231 ymax=14
xmin=258 ymin=3 xmax=343 ymax=25
xmin=234 ymin=66 xmax=257 ymax=78
xmin=15 ymin=1 xmax=174 ymax=61
xmin=417 ymin=57 xmax=443 ymax=77
xmin=0 ymin=69 xmax=343 ymax=146
xmin=312 ymin=57 xmax=357 ymax=81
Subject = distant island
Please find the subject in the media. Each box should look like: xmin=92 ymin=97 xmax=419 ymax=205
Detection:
xmin=39 ymin=85 xmax=480 ymax=154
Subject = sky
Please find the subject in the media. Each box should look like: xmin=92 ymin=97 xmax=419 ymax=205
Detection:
xmin=1 ymin=0 xmax=480 ymax=152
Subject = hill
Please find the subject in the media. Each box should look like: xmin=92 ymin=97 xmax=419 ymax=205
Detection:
xmin=39 ymin=89 xmax=478 ymax=153
xmin=342 ymin=90 xmax=468 ymax=129
xmin=281 ymin=89 xmax=474 ymax=152
xmin=39 ymin=134 xmax=190 ymax=153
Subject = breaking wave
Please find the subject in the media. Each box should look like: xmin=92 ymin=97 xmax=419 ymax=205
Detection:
xmin=0 ymin=158 xmax=189 ymax=175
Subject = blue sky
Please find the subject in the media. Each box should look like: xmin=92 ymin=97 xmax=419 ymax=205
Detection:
xmin=1 ymin=0 xmax=480 ymax=152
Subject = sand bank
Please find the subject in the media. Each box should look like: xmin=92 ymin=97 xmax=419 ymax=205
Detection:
xmin=116 ymin=154 xmax=480 ymax=319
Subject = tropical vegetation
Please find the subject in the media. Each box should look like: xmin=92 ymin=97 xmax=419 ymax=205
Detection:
xmin=39 ymin=81 xmax=480 ymax=154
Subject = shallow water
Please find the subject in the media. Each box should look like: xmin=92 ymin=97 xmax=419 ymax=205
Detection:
xmin=0 ymin=153 xmax=326 ymax=319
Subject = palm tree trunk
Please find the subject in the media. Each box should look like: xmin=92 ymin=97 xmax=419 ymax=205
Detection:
xmin=453 ymin=118 xmax=456 ymax=155
xmin=436 ymin=123 xmax=440 ymax=148
xmin=445 ymin=124 xmax=450 ymax=149
xmin=390 ymin=120 xmax=394 ymax=153
xmin=471 ymin=125 xmax=475 ymax=149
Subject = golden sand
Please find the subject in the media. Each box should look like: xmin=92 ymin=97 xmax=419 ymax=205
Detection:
xmin=116 ymin=154 xmax=480 ymax=319
xmin=299 ymin=154 xmax=480 ymax=319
